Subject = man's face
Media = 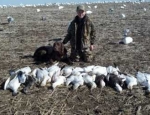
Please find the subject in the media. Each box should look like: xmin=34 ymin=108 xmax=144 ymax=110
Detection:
xmin=77 ymin=10 xmax=86 ymax=19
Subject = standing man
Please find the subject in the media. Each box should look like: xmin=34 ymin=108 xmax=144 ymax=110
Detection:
xmin=63 ymin=5 xmax=96 ymax=63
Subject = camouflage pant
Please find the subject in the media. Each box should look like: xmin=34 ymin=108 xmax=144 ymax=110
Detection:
xmin=70 ymin=48 xmax=93 ymax=62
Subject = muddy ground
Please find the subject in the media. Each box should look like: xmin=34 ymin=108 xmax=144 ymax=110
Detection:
xmin=0 ymin=2 xmax=150 ymax=115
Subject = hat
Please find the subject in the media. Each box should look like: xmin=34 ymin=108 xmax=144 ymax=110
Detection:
xmin=76 ymin=5 xmax=85 ymax=11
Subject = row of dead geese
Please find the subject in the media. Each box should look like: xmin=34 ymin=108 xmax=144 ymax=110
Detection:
xmin=4 ymin=62 xmax=150 ymax=96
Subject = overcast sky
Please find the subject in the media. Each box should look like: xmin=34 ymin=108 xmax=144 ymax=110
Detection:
xmin=0 ymin=0 xmax=149 ymax=5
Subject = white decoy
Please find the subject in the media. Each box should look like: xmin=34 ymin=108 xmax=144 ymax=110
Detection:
xmin=82 ymin=72 xmax=97 ymax=90
xmin=94 ymin=5 xmax=97 ymax=9
xmin=86 ymin=10 xmax=92 ymax=14
xmin=92 ymin=66 xmax=107 ymax=76
xmin=7 ymin=16 xmax=14 ymax=23
xmin=143 ymin=8 xmax=147 ymax=12
xmin=58 ymin=6 xmax=64 ymax=10
xmin=124 ymin=29 xmax=130 ymax=37
xmin=136 ymin=71 xmax=150 ymax=92
xmin=4 ymin=71 xmax=27 ymax=96
xmin=66 ymin=72 xmax=84 ymax=90
xmin=123 ymin=4 xmax=126 ymax=7
xmin=88 ymin=6 xmax=91 ymax=9
xmin=121 ymin=37 xmax=133 ymax=44
xmin=36 ymin=9 xmax=41 ymax=12
xmin=109 ymin=8 xmax=114 ymax=13
xmin=121 ymin=13 xmax=126 ymax=18
xmin=120 ymin=6 xmax=124 ymax=9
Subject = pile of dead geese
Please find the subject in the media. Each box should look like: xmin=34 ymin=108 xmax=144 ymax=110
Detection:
xmin=3 ymin=62 xmax=150 ymax=96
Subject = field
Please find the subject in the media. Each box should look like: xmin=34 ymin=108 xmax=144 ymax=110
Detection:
xmin=0 ymin=2 xmax=150 ymax=114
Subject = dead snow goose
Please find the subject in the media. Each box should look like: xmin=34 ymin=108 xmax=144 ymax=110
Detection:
xmin=31 ymin=68 xmax=51 ymax=86
xmin=15 ymin=66 xmax=31 ymax=75
xmin=119 ymin=73 xmax=137 ymax=90
xmin=72 ymin=67 xmax=84 ymax=73
xmin=95 ymin=74 xmax=106 ymax=88
xmin=82 ymin=72 xmax=97 ymax=90
xmin=107 ymin=64 xmax=120 ymax=75
xmin=4 ymin=71 xmax=27 ymax=96
xmin=106 ymin=73 xmax=124 ymax=93
xmin=136 ymin=71 xmax=150 ymax=92
xmin=61 ymin=66 xmax=74 ymax=77
xmin=92 ymin=66 xmax=107 ymax=76
xmin=47 ymin=62 xmax=60 ymax=77
xmin=51 ymin=69 xmax=66 ymax=89
xmin=66 ymin=71 xmax=84 ymax=90
xmin=83 ymin=65 xmax=95 ymax=73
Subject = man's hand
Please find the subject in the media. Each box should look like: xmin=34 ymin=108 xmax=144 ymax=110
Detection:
xmin=90 ymin=45 xmax=94 ymax=51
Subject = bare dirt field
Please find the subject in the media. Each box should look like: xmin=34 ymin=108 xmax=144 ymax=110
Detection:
xmin=0 ymin=2 xmax=150 ymax=115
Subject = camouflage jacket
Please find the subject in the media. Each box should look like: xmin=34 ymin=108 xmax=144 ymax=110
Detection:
xmin=63 ymin=15 xmax=96 ymax=50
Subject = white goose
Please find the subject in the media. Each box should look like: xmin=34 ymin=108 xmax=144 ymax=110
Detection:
xmin=47 ymin=62 xmax=60 ymax=78
xmin=82 ymin=72 xmax=97 ymax=90
xmin=15 ymin=66 xmax=31 ymax=75
xmin=106 ymin=73 xmax=124 ymax=93
xmin=92 ymin=66 xmax=107 ymax=76
xmin=83 ymin=65 xmax=95 ymax=73
xmin=61 ymin=66 xmax=74 ymax=77
xmin=66 ymin=71 xmax=84 ymax=90
xmin=107 ymin=65 xmax=120 ymax=75
xmin=32 ymin=68 xmax=51 ymax=86
xmin=4 ymin=71 xmax=27 ymax=96
xmin=136 ymin=71 xmax=150 ymax=92
xmin=51 ymin=68 xmax=66 ymax=89
xmin=119 ymin=73 xmax=137 ymax=90
xmin=73 ymin=67 xmax=84 ymax=73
